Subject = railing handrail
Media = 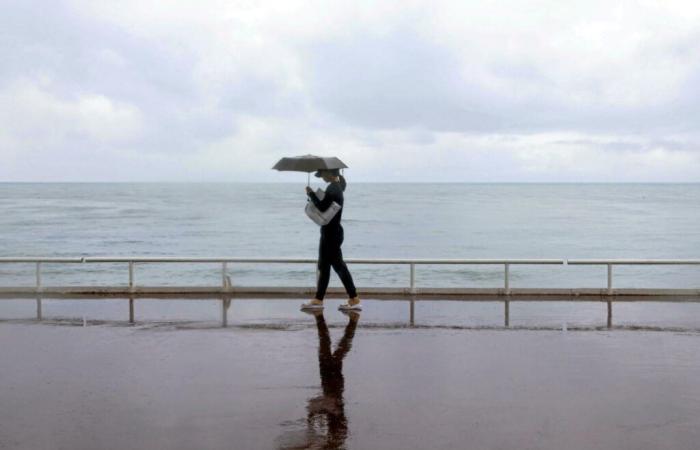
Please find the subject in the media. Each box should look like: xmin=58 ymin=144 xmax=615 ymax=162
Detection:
xmin=0 ymin=256 xmax=565 ymax=264
xmin=567 ymin=259 xmax=700 ymax=265
xmin=82 ymin=257 xmax=565 ymax=264
xmin=2 ymin=257 xmax=699 ymax=265
xmin=0 ymin=257 xmax=84 ymax=263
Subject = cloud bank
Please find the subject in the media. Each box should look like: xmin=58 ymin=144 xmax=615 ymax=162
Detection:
xmin=1 ymin=0 xmax=699 ymax=181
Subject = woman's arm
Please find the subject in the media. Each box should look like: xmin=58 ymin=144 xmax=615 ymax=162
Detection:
xmin=306 ymin=184 xmax=339 ymax=212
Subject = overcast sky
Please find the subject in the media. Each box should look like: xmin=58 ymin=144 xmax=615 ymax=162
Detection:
xmin=2 ymin=0 xmax=700 ymax=182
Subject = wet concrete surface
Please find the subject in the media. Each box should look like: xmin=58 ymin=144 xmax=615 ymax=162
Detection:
xmin=2 ymin=306 xmax=700 ymax=449
xmin=4 ymin=297 xmax=700 ymax=331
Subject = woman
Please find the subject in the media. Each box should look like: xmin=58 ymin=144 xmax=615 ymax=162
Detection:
xmin=301 ymin=168 xmax=362 ymax=311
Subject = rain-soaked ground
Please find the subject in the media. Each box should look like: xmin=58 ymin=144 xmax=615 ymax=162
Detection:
xmin=2 ymin=298 xmax=700 ymax=450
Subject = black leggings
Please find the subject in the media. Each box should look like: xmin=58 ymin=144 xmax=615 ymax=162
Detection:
xmin=316 ymin=233 xmax=357 ymax=300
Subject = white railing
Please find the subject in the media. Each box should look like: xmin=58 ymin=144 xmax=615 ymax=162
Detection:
xmin=0 ymin=257 xmax=84 ymax=291
xmin=567 ymin=259 xmax=700 ymax=294
xmin=0 ymin=257 xmax=564 ymax=294
xmin=1 ymin=257 xmax=699 ymax=295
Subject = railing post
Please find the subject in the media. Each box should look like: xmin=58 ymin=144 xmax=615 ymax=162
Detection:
xmin=221 ymin=262 xmax=228 ymax=290
xmin=504 ymin=300 xmax=510 ymax=327
xmin=35 ymin=262 xmax=42 ymax=291
xmin=607 ymin=300 xmax=612 ymax=328
xmin=36 ymin=298 xmax=42 ymax=321
xmin=128 ymin=261 xmax=134 ymax=292
xmin=504 ymin=263 xmax=510 ymax=295
xmin=410 ymin=263 xmax=416 ymax=293
xmin=607 ymin=264 xmax=613 ymax=295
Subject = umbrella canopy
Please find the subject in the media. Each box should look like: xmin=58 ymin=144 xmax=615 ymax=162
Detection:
xmin=272 ymin=154 xmax=348 ymax=173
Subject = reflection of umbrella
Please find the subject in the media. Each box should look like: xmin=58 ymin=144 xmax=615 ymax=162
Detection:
xmin=272 ymin=154 xmax=348 ymax=185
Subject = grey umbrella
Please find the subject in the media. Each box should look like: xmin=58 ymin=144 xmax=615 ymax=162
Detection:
xmin=272 ymin=154 xmax=348 ymax=185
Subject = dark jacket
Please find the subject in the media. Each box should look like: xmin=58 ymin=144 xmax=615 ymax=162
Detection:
xmin=307 ymin=181 xmax=344 ymax=236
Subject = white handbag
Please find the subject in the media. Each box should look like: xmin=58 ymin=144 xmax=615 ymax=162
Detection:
xmin=305 ymin=188 xmax=342 ymax=226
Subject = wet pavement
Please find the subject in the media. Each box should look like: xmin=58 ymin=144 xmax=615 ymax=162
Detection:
xmin=2 ymin=302 xmax=700 ymax=450
xmin=4 ymin=297 xmax=700 ymax=331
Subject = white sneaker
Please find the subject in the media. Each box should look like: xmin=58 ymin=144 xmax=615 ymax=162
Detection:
xmin=338 ymin=297 xmax=362 ymax=311
xmin=300 ymin=299 xmax=324 ymax=310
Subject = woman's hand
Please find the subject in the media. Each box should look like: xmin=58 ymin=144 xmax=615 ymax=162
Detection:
xmin=305 ymin=186 xmax=313 ymax=195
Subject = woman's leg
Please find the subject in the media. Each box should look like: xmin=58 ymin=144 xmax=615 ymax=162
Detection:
xmin=315 ymin=238 xmax=332 ymax=300
xmin=329 ymin=245 xmax=357 ymax=299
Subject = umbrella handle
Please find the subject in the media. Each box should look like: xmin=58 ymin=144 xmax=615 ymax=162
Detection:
xmin=307 ymin=172 xmax=310 ymax=186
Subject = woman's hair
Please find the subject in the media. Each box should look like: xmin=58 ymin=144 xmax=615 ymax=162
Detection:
xmin=316 ymin=168 xmax=346 ymax=191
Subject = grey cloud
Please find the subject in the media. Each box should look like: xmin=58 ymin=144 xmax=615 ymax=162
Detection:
xmin=218 ymin=74 xmax=307 ymax=119
xmin=649 ymin=138 xmax=700 ymax=152
xmin=2 ymin=1 xmax=196 ymax=101
xmin=303 ymin=29 xmax=504 ymax=132
xmin=1 ymin=0 xmax=282 ymax=154
xmin=302 ymin=27 xmax=700 ymax=136
xmin=2 ymin=1 xmax=699 ymax=182
xmin=552 ymin=137 xmax=700 ymax=153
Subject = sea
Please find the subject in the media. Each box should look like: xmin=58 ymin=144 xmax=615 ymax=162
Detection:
xmin=1 ymin=182 xmax=699 ymax=327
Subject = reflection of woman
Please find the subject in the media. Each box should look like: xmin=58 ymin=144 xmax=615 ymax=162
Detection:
xmin=301 ymin=169 xmax=361 ymax=311
xmin=277 ymin=311 xmax=359 ymax=450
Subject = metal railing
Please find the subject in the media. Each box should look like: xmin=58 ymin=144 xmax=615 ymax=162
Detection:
xmin=84 ymin=257 xmax=565 ymax=295
xmin=0 ymin=257 xmax=85 ymax=291
xmin=567 ymin=259 xmax=700 ymax=294
xmin=0 ymin=257 xmax=564 ymax=294
xmin=1 ymin=257 xmax=699 ymax=295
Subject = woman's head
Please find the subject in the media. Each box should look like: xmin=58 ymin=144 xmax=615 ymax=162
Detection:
xmin=314 ymin=169 xmax=346 ymax=191
xmin=315 ymin=168 xmax=339 ymax=182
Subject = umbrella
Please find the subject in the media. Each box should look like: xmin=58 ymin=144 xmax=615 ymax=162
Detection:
xmin=272 ymin=154 xmax=348 ymax=185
